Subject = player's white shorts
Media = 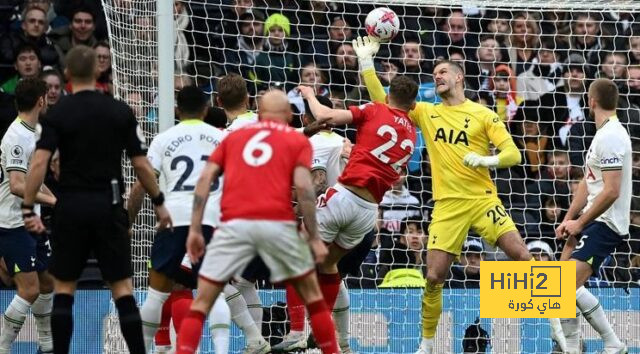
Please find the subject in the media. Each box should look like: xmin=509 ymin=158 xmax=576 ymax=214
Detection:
xmin=316 ymin=183 xmax=377 ymax=249
xmin=198 ymin=219 xmax=314 ymax=284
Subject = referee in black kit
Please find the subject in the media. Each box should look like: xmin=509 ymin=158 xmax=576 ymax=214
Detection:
xmin=21 ymin=45 xmax=172 ymax=354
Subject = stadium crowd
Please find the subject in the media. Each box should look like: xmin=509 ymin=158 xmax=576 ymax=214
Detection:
xmin=0 ymin=0 xmax=639 ymax=289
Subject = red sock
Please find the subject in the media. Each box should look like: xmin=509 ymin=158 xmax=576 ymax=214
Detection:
xmin=307 ymin=300 xmax=339 ymax=354
xmin=176 ymin=310 xmax=205 ymax=354
xmin=286 ymin=283 xmax=305 ymax=332
xmin=172 ymin=298 xmax=193 ymax=332
xmin=318 ymin=273 xmax=341 ymax=310
xmin=154 ymin=292 xmax=175 ymax=347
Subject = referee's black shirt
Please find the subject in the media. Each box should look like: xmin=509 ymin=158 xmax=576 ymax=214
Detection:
xmin=36 ymin=90 xmax=147 ymax=192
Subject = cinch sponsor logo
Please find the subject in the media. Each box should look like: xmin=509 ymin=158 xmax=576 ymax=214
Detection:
xmin=601 ymin=156 xmax=620 ymax=165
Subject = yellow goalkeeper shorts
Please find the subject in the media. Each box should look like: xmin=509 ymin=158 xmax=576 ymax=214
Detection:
xmin=427 ymin=197 xmax=517 ymax=256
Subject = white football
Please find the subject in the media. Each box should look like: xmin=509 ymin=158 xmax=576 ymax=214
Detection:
xmin=365 ymin=7 xmax=400 ymax=42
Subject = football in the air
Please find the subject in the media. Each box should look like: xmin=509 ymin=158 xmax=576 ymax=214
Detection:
xmin=365 ymin=7 xmax=400 ymax=42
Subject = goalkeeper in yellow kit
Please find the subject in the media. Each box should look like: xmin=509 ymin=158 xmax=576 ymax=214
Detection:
xmin=352 ymin=36 xmax=567 ymax=353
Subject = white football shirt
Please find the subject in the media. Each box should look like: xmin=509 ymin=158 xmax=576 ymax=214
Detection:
xmin=146 ymin=119 xmax=226 ymax=226
xmin=0 ymin=118 xmax=40 ymax=228
xmin=582 ymin=116 xmax=632 ymax=235
xmin=226 ymin=111 xmax=258 ymax=132
xmin=309 ymin=131 xmax=345 ymax=186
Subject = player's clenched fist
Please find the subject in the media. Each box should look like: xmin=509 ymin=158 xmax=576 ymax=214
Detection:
xmin=186 ymin=228 xmax=205 ymax=263
xmin=463 ymin=152 xmax=499 ymax=169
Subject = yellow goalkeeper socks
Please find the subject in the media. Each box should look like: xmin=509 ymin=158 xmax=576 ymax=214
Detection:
xmin=421 ymin=280 xmax=444 ymax=339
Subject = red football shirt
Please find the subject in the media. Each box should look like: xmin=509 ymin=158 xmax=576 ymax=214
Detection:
xmin=209 ymin=120 xmax=312 ymax=222
xmin=339 ymin=102 xmax=416 ymax=203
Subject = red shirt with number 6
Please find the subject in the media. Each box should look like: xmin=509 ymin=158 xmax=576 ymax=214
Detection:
xmin=340 ymin=102 xmax=416 ymax=203
xmin=208 ymin=120 xmax=312 ymax=222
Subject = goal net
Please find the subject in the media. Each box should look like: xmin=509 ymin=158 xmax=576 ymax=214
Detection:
xmin=101 ymin=0 xmax=640 ymax=352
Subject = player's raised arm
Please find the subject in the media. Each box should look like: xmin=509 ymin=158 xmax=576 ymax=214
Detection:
xmin=298 ymin=86 xmax=353 ymax=125
xmin=463 ymin=115 xmax=521 ymax=169
xmin=352 ymin=36 xmax=387 ymax=103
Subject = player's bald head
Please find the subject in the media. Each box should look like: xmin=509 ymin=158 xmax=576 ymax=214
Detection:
xmin=258 ymin=90 xmax=292 ymax=123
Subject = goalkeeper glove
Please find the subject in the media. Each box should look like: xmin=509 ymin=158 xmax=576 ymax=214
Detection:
xmin=352 ymin=35 xmax=380 ymax=71
xmin=463 ymin=152 xmax=499 ymax=169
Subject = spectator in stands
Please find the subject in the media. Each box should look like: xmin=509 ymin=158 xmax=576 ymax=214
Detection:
xmin=212 ymin=0 xmax=253 ymax=48
xmin=378 ymin=217 xmax=428 ymax=287
xmin=629 ymin=34 xmax=640 ymax=65
xmin=432 ymin=10 xmax=478 ymax=61
xmin=517 ymin=38 xmax=564 ymax=101
xmin=568 ymin=12 xmax=608 ymax=68
xmin=599 ymin=52 xmax=628 ymax=87
xmin=511 ymin=116 xmax=549 ymax=180
xmin=466 ymin=35 xmax=502 ymax=91
xmin=516 ymin=53 xmax=587 ymax=161
xmin=255 ymin=13 xmax=299 ymax=89
xmin=94 ymin=41 xmax=112 ymax=94
xmin=396 ymin=39 xmax=432 ymax=85
xmin=377 ymin=59 xmax=399 ymax=86
xmin=287 ymin=63 xmax=329 ymax=114
xmin=526 ymin=195 xmax=568 ymax=241
xmin=447 ymin=239 xmax=483 ymax=288
xmin=328 ymin=42 xmax=358 ymax=96
xmin=124 ymin=91 xmax=146 ymax=120
xmin=174 ymin=0 xmax=192 ymax=72
xmin=379 ymin=169 xmax=422 ymax=235
xmin=224 ymin=11 xmax=265 ymax=87
xmin=41 ymin=68 xmax=63 ymax=108
xmin=527 ymin=240 xmax=555 ymax=261
xmin=0 ymin=6 xmax=58 ymax=72
xmin=525 ymin=151 xmax=572 ymax=211
xmin=490 ymin=64 xmax=523 ymax=122
xmin=626 ymin=65 xmax=640 ymax=106
xmin=508 ymin=12 xmax=540 ymax=75
xmin=50 ymin=7 xmax=97 ymax=61
xmin=29 ymin=0 xmax=67 ymax=27
xmin=329 ymin=16 xmax=352 ymax=43
xmin=486 ymin=12 xmax=510 ymax=43
xmin=0 ymin=43 xmax=41 ymax=95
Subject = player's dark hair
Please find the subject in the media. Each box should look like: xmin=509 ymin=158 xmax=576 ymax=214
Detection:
xmin=589 ymin=78 xmax=618 ymax=110
xmin=388 ymin=75 xmax=418 ymax=111
xmin=434 ymin=59 xmax=465 ymax=75
xmin=303 ymin=95 xmax=333 ymax=122
xmin=14 ymin=42 xmax=40 ymax=62
xmin=65 ymin=45 xmax=96 ymax=83
xmin=177 ymin=85 xmax=208 ymax=118
xmin=218 ymin=73 xmax=248 ymax=110
xmin=15 ymin=77 xmax=47 ymax=112
xmin=71 ymin=5 xmax=95 ymax=21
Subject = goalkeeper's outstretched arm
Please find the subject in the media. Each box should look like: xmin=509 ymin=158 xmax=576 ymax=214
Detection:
xmin=353 ymin=36 xmax=387 ymax=103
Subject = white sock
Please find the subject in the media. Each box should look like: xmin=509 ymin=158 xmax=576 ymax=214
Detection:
xmin=0 ymin=295 xmax=31 ymax=351
xmin=31 ymin=292 xmax=53 ymax=351
xmin=224 ymin=284 xmax=262 ymax=341
xmin=420 ymin=337 xmax=434 ymax=349
xmin=576 ymin=286 xmax=623 ymax=348
xmin=561 ymin=310 xmax=581 ymax=353
xmin=333 ymin=282 xmax=350 ymax=347
xmin=235 ymin=278 xmax=262 ymax=327
xmin=140 ymin=287 xmax=170 ymax=352
xmin=209 ymin=295 xmax=231 ymax=354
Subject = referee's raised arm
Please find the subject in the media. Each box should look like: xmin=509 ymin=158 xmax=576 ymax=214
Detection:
xmin=22 ymin=45 xmax=166 ymax=354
